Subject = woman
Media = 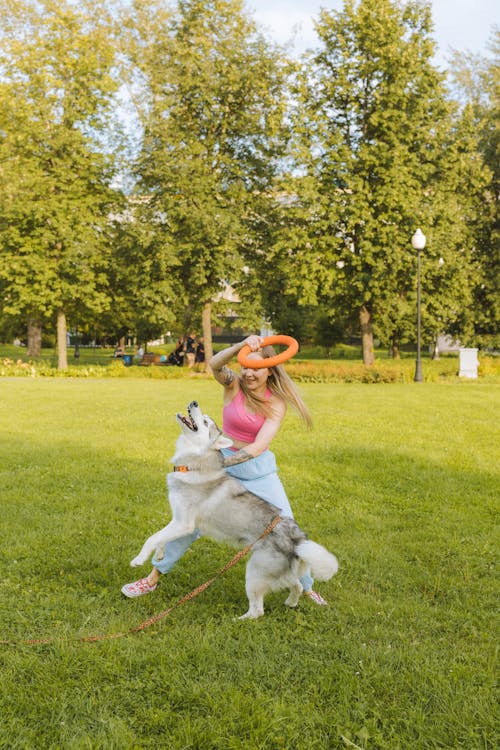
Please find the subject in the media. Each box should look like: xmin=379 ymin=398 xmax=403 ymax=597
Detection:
xmin=122 ymin=335 xmax=327 ymax=605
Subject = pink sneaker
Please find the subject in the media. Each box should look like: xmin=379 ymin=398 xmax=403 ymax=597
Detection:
xmin=304 ymin=590 xmax=328 ymax=606
xmin=121 ymin=577 xmax=158 ymax=598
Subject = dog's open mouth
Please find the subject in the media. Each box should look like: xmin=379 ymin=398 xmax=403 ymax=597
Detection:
xmin=177 ymin=412 xmax=198 ymax=431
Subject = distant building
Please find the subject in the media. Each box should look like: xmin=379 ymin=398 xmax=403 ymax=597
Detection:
xmin=436 ymin=335 xmax=461 ymax=353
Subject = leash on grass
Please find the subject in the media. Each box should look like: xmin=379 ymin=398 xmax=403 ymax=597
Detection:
xmin=0 ymin=515 xmax=282 ymax=647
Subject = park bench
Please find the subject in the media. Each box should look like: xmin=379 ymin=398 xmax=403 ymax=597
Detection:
xmin=138 ymin=352 xmax=166 ymax=366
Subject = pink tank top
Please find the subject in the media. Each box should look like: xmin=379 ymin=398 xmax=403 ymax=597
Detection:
xmin=222 ymin=389 xmax=270 ymax=445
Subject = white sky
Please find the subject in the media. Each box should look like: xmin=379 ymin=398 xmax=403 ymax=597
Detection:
xmin=245 ymin=0 xmax=498 ymax=66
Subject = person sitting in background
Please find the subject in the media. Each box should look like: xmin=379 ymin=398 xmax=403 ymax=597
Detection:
xmin=171 ymin=336 xmax=185 ymax=366
xmin=185 ymin=333 xmax=196 ymax=369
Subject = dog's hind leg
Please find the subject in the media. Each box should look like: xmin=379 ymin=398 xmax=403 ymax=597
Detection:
xmin=239 ymin=587 xmax=266 ymax=620
xmin=238 ymin=563 xmax=267 ymax=620
xmin=284 ymin=580 xmax=303 ymax=608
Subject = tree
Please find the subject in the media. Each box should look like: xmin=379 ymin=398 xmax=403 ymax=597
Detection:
xmin=448 ymin=31 xmax=500 ymax=349
xmin=122 ymin=0 xmax=289 ymax=360
xmin=107 ymin=194 xmax=181 ymax=347
xmin=0 ymin=0 xmax=121 ymax=367
xmin=272 ymin=0 xmax=487 ymax=363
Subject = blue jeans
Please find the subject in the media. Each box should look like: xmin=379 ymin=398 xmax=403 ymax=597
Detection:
xmin=152 ymin=449 xmax=314 ymax=591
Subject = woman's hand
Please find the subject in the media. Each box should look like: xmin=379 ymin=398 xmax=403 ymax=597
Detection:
xmin=209 ymin=334 xmax=263 ymax=387
xmin=242 ymin=335 xmax=264 ymax=352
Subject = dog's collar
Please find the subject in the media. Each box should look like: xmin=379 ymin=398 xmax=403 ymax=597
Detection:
xmin=173 ymin=465 xmax=190 ymax=472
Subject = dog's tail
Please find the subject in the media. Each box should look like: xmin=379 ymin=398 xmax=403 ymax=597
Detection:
xmin=296 ymin=540 xmax=338 ymax=581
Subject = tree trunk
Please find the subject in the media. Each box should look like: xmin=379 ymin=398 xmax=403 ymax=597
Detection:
xmin=57 ymin=310 xmax=68 ymax=370
xmin=431 ymin=336 xmax=440 ymax=360
xmin=360 ymin=305 xmax=375 ymax=366
xmin=26 ymin=318 xmax=42 ymax=357
xmin=390 ymin=337 xmax=401 ymax=359
xmin=202 ymin=301 xmax=213 ymax=373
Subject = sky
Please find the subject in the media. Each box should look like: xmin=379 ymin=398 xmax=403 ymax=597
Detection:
xmin=245 ymin=0 xmax=498 ymax=67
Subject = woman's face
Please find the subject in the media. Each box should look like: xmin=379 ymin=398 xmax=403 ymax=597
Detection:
xmin=240 ymin=352 xmax=269 ymax=391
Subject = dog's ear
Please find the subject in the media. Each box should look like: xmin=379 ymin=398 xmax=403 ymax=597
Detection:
xmin=213 ymin=434 xmax=233 ymax=449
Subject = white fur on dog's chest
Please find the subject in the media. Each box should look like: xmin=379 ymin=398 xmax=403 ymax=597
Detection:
xmin=167 ymin=471 xmax=225 ymax=515
xmin=167 ymin=470 xmax=223 ymax=490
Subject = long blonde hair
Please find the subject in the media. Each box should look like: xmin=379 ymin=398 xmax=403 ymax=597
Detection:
xmin=239 ymin=344 xmax=312 ymax=428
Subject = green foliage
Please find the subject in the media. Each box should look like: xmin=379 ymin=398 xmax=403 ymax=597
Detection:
xmin=0 ymin=0 xmax=121 ymax=365
xmin=121 ymin=0 xmax=290 ymax=340
xmin=448 ymin=33 xmax=500 ymax=348
xmin=0 ymin=379 xmax=497 ymax=748
xmin=268 ymin=0 xmax=491 ymax=359
xmin=311 ymin=311 xmax=346 ymax=355
xmin=1 ymin=344 xmax=498 ymax=383
xmin=0 ymin=0 xmax=496 ymax=365
xmin=0 ymin=356 xmax=191 ymax=379
xmin=286 ymin=356 xmax=499 ymax=383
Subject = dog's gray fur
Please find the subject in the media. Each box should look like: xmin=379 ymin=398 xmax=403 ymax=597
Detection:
xmin=131 ymin=401 xmax=338 ymax=618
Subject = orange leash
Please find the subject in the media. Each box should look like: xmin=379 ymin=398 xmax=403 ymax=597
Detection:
xmin=0 ymin=515 xmax=282 ymax=647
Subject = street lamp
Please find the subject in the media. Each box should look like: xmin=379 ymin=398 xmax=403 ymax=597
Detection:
xmin=411 ymin=228 xmax=426 ymax=382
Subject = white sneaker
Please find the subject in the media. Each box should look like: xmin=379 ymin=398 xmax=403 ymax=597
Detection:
xmin=121 ymin=577 xmax=158 ymax=598
xmin=304 ymin=590 xmax=328 ymax=606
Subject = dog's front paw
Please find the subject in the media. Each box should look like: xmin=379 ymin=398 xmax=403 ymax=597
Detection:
xmin=130 ymin=554 xmax=147 ymax=567
xmin=154 ymin=546 xmax=165 ymax=561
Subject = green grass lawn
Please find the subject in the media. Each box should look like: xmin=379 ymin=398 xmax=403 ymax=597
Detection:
xmin=0 ymin=379 xmax=498 ymax=749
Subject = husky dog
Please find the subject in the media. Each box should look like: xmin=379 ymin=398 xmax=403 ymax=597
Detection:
xmin=130 ymin=401 xmax=338 ymax=619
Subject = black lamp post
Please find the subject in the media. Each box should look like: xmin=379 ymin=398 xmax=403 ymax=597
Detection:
xmin=411 ymin=228 xmax=426 ymax=382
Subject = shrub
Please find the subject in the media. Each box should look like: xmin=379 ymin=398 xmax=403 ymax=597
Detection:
xmin=286 ymin=361 xmax=406 ymax=383
xmin=1 ymin=350 xmax=498 ymax=383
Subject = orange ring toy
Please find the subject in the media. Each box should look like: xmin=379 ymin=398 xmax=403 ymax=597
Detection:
xmin=237 ymin=335 xmax=299 ymax=369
